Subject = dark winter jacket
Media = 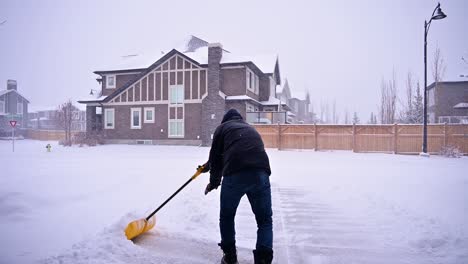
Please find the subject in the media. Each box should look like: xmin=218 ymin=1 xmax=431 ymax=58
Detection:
xmin=207 ymin=109 xmax=271 ymax=187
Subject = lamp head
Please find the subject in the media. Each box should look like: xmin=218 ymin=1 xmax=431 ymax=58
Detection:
xmin=432 ymin=4 xmax=447 ymax=20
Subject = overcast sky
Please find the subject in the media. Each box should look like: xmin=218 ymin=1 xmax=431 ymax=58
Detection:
xmin=1 ymin=0 xmax=467 ymax=119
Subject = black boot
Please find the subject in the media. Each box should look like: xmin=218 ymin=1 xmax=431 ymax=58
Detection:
xmin=219 ymin=243 xmax=238 ymax=264
xmin=253 ymin=248 xmax=273 ymax=264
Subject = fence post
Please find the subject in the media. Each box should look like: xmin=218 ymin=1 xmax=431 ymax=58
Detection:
xmin=277 ymin=122 xmax=282 ymax=151
xmin=444 ymin=122 xmax=448 ymax=147
xmin=314 ymin=122 xmax=318 ymax=151
xmin=393 ymin=123 xmax=398 ymax=154
xmin=352 ymin=123 xmax=356 ymax=152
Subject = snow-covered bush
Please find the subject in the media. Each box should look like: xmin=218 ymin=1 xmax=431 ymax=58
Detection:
xmin=439 ymin=145 xmax=462 ymax=158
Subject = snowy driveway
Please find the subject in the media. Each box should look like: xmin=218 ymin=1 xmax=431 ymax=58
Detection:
xmin=1 ymin=140 xmax=467 ymax=264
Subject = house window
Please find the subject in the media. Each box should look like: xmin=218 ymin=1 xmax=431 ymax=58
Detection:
xmin=255 ymin=75 xmax=259 ymax=94
xmin=130 ymin=108 xmax=141 ymax=129
xmin=144 ymin=107 xmax=155 ymax=123
xmin=17 ymin=100 xmax=23 ymax=115
xmin=0 ymin=97 xmax=4 ymax=114
xmin=169 ymin=120 xmax=184 ymax=137
xmin=170 ymin=85 xmax=184 ymax=104
xmin=246 ymin=103 xmax=255 ymax=112
xmin=104 ymin=108 xmax=115 ymax=129
xmin=106 ymin=75 xmax=116 ymax=89
xmin=246 ymin=68 xmax=259 ymax=95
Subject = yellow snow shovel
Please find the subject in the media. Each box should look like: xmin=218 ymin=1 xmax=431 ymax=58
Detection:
xmin=125 ymin=165 xmax=206 ymax=240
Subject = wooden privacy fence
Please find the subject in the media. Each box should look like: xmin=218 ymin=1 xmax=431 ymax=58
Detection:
xmin=253 ymin=124 xmax=468 ymax=154
xmin=26 ymin=129 xmax=80 ymax=141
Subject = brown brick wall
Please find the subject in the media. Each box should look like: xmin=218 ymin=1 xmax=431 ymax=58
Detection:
xmin=259 ymin=75 xmax=270 ymax=101
xmin=102 ymin=103 xmax=202 ymax=140
xmin=101 ymin=73 xmax=139 ymax=96
xmin=185 ymin=103 xmax=202 ymax=140
xmin=225 ymin=101 xmax=246 ymax=120
xmin=221 ymin=68 xmax=245 ymax=96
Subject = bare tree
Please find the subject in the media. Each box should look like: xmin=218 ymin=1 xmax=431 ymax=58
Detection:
xmin=379 ymin=72 xmax=398 ymax=124
xmin=431 ymin=47 xmax=446 ymax=118
xmin=344 ymin=109 xmax=350 ymax=124
xmin=58 ymin=100 xmax=75 ymax=146
xmin=432 ymin=47 xmax=446 ymax=83
xmin=319 ymin=101 xmax=325 ymax=124
xmin=399 ymin=71 xmax=414 ymax=123
xmin=369 ymin=112 xmax=377 ymax=124
xmin=331 ymin=100 xmax=340 ymax=124
xmin=324 ymin=101 xmax=330 ymax=123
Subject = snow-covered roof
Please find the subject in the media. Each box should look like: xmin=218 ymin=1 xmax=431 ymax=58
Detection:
xmin=78 ymin=95 xmax=108 ymax=103
xmin=225 ymin=95 xmax=259 ymax=103
xmin=30 ymin=117 xmax=51 ymax=121
xmin=454 ymin=102 xmax=468 ymax=109
xmin=0 ymin=89 xmax=30 ymax=102
xmin=261 ymin=97 xmax=287 ymax=106
xmin=184 ymin=46 xmax=277 ymax=74
xmin=95 ymin=36 xmax=277 ymax=75
xmin=0 ymin=90 xmax=10 ymax=97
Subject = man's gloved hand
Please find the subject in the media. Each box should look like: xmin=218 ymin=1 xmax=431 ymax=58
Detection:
xmin=197 ymin=162 xmax=210 ymax=173
xmin=204 ymin=182 xmax=219 ymax=195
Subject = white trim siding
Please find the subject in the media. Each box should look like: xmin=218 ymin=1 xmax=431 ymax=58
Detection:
xmin=144 ymin=107 xmax=155 ymax=123
xmin=130 ymin=108 xmax=141 ymax=129
xmin=104 ymin=108 xmax=115 ymax=129
xmin=109 ymin=54 xmax=206 ymax=104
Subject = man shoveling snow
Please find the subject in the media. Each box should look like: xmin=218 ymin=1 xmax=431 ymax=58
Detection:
xmin=201 ymin=109 xmax=273 ymax=264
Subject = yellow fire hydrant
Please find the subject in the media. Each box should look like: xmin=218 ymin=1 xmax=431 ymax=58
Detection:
xmin=46 ymin=144 xmax=51 ymax=152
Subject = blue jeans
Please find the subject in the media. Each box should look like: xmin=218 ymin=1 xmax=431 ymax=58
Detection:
xmin=219 ymin=169 xmax=273 ymax=251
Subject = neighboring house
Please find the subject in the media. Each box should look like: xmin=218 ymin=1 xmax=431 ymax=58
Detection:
xmin=78 ymin=36 xmax=282 ymax=146
xmin=28 ymin=107 xmax=87 ymax=131
xmin=276 ymin=79 xmax=313 ymax=123
xmin=0 ymin=80 xmax=29 ymax=136
xmin=427 ymin=81 xmax=468 ymax=124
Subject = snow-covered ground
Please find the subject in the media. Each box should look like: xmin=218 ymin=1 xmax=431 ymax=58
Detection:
xmin=0 ymin=140 xmax=467 ymax=264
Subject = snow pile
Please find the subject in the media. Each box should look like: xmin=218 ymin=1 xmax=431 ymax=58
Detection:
xmin=1 ymin=140 xmax=467 ymax=264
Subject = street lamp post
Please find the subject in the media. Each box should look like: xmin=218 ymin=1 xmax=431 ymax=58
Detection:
xmin=423 ymin=2 xmax=446 ymax=154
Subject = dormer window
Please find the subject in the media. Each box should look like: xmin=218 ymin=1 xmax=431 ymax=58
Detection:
xmin=106 ymin=75 xmax=116 ymax=89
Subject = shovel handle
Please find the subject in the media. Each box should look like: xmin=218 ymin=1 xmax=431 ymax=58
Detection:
xmin=145 ymin=166 xmax=205 ymax=221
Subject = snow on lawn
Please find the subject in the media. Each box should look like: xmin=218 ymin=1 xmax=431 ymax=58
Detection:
xmin=0 ymin=140 xmax=467 ymax=264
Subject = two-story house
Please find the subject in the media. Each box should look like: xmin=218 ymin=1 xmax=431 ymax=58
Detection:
xmin=79 ymin=36 xmax=282 ymax=146
xmin=0 ymin=80 xmax=29 ymax=137
xmin=277 ymin=79 xmax=313 ymax=123
xmin=427 ymin=81 xmax=468 ymax=124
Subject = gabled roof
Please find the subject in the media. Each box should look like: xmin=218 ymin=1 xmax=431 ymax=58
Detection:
xmin=86 ymin=36 xmax=281 ymax=104
xmin=427 ymin=81 xmax=468 ymax=90
xmin=102 ymin=49 xmax=203 ymax=103
xmin=0 ymin=89 xmax=30 ymax=103
xmin=93 ymin=36 xmax=279 ymax=76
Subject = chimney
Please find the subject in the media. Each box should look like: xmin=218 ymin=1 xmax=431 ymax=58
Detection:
xmin=207 ymin=43 xmax=222 ymax=94
xmin=7 ymin=80 xmax=17 ymax=91
xmin=201 ymin=43 xmax=225 ymax=146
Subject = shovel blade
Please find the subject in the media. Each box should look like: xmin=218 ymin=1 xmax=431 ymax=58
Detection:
xmin=125 ymin=216 xmax=156 ymax=240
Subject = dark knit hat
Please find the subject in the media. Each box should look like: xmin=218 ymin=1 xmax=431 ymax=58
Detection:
xmin=221 ymin=109 xmax=243 ymax=123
